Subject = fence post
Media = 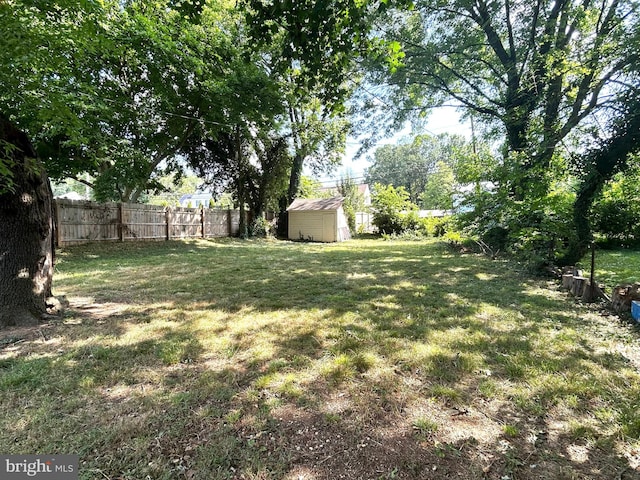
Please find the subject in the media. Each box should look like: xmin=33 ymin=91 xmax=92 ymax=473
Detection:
xmin=117 ymin=202 xmax=125 ymax=242
xmin=53 ymin=199 xmax=63 ymax=248
xmin=166 ymin=207 xmax=172 ymax=241
xmin=201 ymin=205 xmax=206 ymax=238
xmin=227 ymin=208 xmax=232 ymax=237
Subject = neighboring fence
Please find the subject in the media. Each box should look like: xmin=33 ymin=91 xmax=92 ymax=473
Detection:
xmin=355 ymin=212 xmax=374 ymax=233
xmin=54 ymin=199 xmax=240 ymax=246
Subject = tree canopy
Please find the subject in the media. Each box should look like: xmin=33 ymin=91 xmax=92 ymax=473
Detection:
xmin=373 ymin=0 xmax=636 ymax=167
xmin=1 ymin=0 xmax=639 ymax=267
xmin=360 ymin=0 xmax=640 ymax=265
xmin=366 ymin=133 xmax=483 ymax=206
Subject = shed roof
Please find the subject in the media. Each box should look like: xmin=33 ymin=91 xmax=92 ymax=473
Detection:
xmin=287 ymin=196 xmax=344 ymax=212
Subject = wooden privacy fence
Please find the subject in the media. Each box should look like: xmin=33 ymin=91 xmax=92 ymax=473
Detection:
xmin=54 ymin=199 xmax=240 ymax=246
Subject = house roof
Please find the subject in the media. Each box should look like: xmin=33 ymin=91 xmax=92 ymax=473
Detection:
xmin=55 ymin=191 xmax=85 ymax=200
xmin=357 ymin=184 xmax=370 ymax=195
xmin=287 ymin=196 xmax=344 ymax=211
xmin=179 ymin=193 xmax=214 ymax=203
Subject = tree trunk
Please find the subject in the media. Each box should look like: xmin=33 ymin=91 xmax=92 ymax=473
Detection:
xmin=277 ymin=151 xmax=304 ymax=237
xmin=560 ymin=93 xmax=640 ymax=266
xmin=276 ymin=195 xmax=289 ymax=238
xmin=0 ymin=116 xmax=56 ymax=327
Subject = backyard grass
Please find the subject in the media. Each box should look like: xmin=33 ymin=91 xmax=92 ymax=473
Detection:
xmin=585 ymin=247 xmax=640 ymax=290
xmin=1 ymin=237 xmax=640 ymax=479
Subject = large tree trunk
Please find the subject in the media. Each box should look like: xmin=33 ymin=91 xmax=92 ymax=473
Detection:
xmin=559 ymin=93 xmax=640 ymax=266
xmin=0 ymin=116 xmax=56 ymax=327
xmin=277 ymin=151 xmax=304 ymax=237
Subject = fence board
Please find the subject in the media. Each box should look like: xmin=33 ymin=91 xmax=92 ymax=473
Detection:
xmin=355 ymin=212 xmax=373 ymax=233
xmin=55 ymin=200 xmax=119 ymax=244
xmin=123 ymin=203 xmax=166 ymax=241
xmin=204 ymin=209 xmax=230 ymax=238
xmin=54 ymin=199 xmax=240 ymax=246
xmin=229 ymin=210 xmax=240 ymax=236
xmin=170 ymin=207 xmax=202 ymax=239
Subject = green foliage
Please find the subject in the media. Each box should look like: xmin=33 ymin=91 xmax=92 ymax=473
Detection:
xmin=0 ymin=140 xmax=17 ymax=193
xmin=366 ymin=133 xmax=475 ymax=205
xmin=337 ymin=174 xmax=366 ymax=234
xmin=242 ymin=0 xmax=410 ymax=110
xmin=361 ymin=0 xmax=638 ymax=265
xmin=460 ymin=185 xmax=578 ymax=271
xmin=371 ymin=183 xmax=416 ymax=235
xmin=249 ymin=215 xmax=274 ymax=238
xmin=421 ymin=161 xmax=455 ymax=209
xmin=591 ymin=158 xmax=640 ymax=246
xmin=0 ymin=1 xmax=294 ymax=207
xmin=297 ymin=176 xmax=323 ymax=198
xmin=371 ymin=182 xmax=459 ymax=239
xmin=421 ymin=216 xmax=453 ymax=237
xmin=369 ymin=0 xmax=634 ymax=174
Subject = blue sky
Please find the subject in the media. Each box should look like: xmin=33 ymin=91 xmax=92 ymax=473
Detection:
xmin=316 ymin=105 xmax=472 ymax=186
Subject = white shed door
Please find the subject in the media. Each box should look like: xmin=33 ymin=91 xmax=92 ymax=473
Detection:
xmin=323 ymin=213 xmax=335 ymax=242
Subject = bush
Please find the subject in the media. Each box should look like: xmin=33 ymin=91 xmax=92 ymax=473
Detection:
xmin=371 ymin=183 xmax=416 ymax=235
xmin=420 ymin=216 xmax=453 ymax=237
xmin=249 ymin=215 xmax=274 ymax=238
xmin=343 ymin=203 xmax=357 ymax=235
xmin=591 ymin=170 xmax=640 ymax=246
xmin=402 ymin=210 xmax=422 ymax=233
xmin=457 ymin=185 xmax=578 ymax=271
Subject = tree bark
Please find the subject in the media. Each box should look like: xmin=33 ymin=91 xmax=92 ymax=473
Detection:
xmin=0 ymin=115 xmax=56 ymax=327
xmin=277 ymin=151 xmax=305 ymax=237
xmin=560 ymin=93 xmax=640 ymax=266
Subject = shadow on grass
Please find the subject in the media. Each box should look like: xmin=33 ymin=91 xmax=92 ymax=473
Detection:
xmin=0 ymin=238 xmax=637 ymax=479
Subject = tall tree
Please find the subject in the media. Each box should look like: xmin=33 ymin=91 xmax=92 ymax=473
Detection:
xmin=562 ymin=90 xmax=640 ymax=264
xmin=0 ymin=0 xmax=270 ymax=324
xmin=366 ymin=133 xmax=475 ymax=203
xmin=39 ymin=1 xmax=242 ymax=203
xmin=420 ymin=161 xmax=456 ymax=210
xmin=180 ymin=4 xmax=290 ymax=235
xmin=369 ymin=0 xmax=637 ymax=197
xmin=240 ymin=0 xmax=409 ymax=235
xmin=0 ymin=116 xmax=56 ymax=326
xmin=366 ymin=142 xmax=431 ymax=203
xmin=0 ymin=0 xmax=101 ymax=326
xmin=337 ymin=174 xmax=366 ymax=233
xmin=278 ymin=94 xmax=349 ymax=236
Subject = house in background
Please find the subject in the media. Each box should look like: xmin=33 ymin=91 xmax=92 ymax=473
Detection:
xmin=179 ymin=193 xmax=214 ymax=208
xmin=54 ymin=191 xmax=86 ymax=201
xmin=287 ymin=196 xmax=351 ymax=242
xmin=357 ymin=183 xmax=372 ymax=206
xmin=318 ymin=183 xmax=371 ymax=206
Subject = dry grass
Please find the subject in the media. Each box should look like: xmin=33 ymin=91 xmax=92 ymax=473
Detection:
xmin=1 ymin=237 xmax=639 ymax=479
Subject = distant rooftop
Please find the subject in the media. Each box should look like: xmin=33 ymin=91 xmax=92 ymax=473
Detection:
xmin=287 ymin=196 xmax=345 ymax=211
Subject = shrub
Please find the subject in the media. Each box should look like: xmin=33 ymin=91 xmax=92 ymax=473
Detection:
xmin=249 ymin=215 xmax=274 ymax=238
xmin=420 ymin=216 xmax=453 ymax=237
xmin=457 ymin=184 xmax=578 ymax=271
xmin=591 ymin=169 xmax=640 ymax=246
xmin=371 ymin=183 xmax=417 ymax=235
xmin=402 ymin=210 xmax=422 ymax=232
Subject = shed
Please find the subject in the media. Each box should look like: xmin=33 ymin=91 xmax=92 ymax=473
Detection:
xmin=287 ymin=196 xmax=351 ymax=242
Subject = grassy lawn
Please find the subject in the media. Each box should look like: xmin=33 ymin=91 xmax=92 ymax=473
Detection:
xmin=585 ymin=247 xmax=640 ymax=291
xmin=1 ymin=238 xmax=640 ymax=479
